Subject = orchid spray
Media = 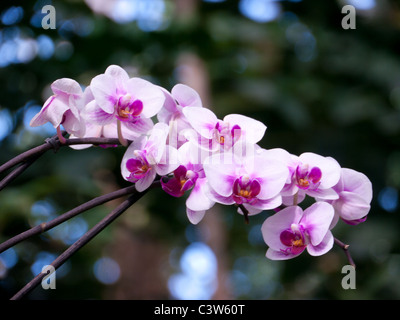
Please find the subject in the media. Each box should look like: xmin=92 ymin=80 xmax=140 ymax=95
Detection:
xmin=1 ymin=65 xmax=373 ymax=299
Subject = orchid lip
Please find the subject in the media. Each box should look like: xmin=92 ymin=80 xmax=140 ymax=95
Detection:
xmin=279 ymin=225 xmax=307 ymax=255
xmin=161 ymin=165 xmax=199 ymax=197
xmin=125 ymin=150 xmax=151 ymax=181
xmin=295 ymin=164 xmax=322 ymax=190
xmin=232 ymin=176 xmax=261 ymax=204
xmin=115 ymin=96 xmax=143 ymax=122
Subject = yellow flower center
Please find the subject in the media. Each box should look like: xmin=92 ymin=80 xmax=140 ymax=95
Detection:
xmin=239 ymin=189 xmax=250 ymax=198
xmin=118 ymin=107 xmax=131 ymax=119
xmin=292 ymin=238 xmax=304 ymax=247
xmin=298 ymin=178 xmax=309 ymax=188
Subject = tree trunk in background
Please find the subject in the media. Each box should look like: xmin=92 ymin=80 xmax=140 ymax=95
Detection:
xmin=101 ymin=53 xmax=233 ymax=300
xmin=100 ymin=0 xmax=232 ymax=300
xmin=176 ymin=52 xmax=233 ymax=300
xmin=103 ymin=221 xmax=170 ymax=299
xmin=173 ymin=0 xmax=233 ymax=299
xmin=94 ymin=170 xmax=170 ymax=299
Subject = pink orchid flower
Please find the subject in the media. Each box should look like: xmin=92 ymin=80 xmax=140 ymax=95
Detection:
xmin=278 ymin=152 xmax=341 ymax=205
xmin=329 ymin=168 xmax=373 ymax=226
xmin=30 ymin=78 xmax=86 ymax=142
xmin=157 ymin=84 xmax=203 ymax=148
xmin=161 ymin=164 xmax=200 ymax=198
xmin=85 ymin=65 xmax=165 ymax=145
xmin=161 ymin=141 xmax=214 ymax=225
xmin=203 ymin=149 xmax=289 ymax=217
xmin=261 ymin=202 xmax=335 ymax=260
xmin=120 ymin=123 xmax=178 ymax=192
xmin=161 ymin=140 xmax=204 ymax=198
xmin=70 ymin=86 xmax=141 ymax=149
xmin=182 ymin=107 xmax=266 ymax=154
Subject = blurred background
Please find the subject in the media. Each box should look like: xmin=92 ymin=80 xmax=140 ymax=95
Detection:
xmin=0 ymin=0 xmax=399 ymax=300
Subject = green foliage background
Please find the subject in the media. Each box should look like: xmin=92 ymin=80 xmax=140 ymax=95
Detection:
xmin=0 ymin=0 xmax=399 ymax=300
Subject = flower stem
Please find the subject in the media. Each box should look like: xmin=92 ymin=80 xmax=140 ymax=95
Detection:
xmin=0 ymin=153 xmax=41 ymax=192
xmin=10 ymin=180 xmax=161 ymax=300
xmin=238 ymin=204 xmax=250 ymax=224
xmin=0 ymin=184 xmax=138 ymax=254
xmin=117 ymin=120 xmax=128 ymax=147
xmin=334 ymin=237 xmax=356 ymax=268
xmin=56 ymin=126 xmax=66 ymax=144
xmin=0 ymin=136 xmax=131 ymax=176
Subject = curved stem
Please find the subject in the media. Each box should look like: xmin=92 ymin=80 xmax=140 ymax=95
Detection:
xmin=237 ymin=204 xmax=250 ymax=224
xmin=56 ymin=126 xmax=66 ymax=144
xmin=0 ymin=136 xmax=131 ymax=176
xmin=117 ymin=120 xmax=128 ymax=147
xmin=10 ymin=194 xmax=140 ymax=300
xmin=0 ymin=142 xmax=52 ymax=175
xmin=0 ymin=153 xmax=42 ymax=192
xmin=0 ymin=184 xmax=138 ymax=254
xmin=10 ymin=180 xmax=161 ymax=300
xmin=334 ymin=237 xmax=356 ymax=268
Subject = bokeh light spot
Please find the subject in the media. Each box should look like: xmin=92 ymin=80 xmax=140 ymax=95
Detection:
xmin=239 ymin=0 xmax=281 ymax=23
xmin=93 ymin=257 xmax=121 ymax=285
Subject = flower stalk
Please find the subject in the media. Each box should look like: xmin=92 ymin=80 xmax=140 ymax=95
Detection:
xmin=0 ymin=184 xmax=139 ymax=254
xmin=9 ymin=180 xmax=161 ymax=300
xmin=117 ymin=119 xmax=128 ymax=147
xmin=334 ymin=237 xmax=356 ymax=268
xmin=57 ymin=125 xmax=67 ymax=144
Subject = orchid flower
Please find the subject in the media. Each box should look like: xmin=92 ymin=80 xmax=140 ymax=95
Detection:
xmin=328 ymin=168 xmax=373 ymax=226
xmin=161 ymin=142 xmax=204 ymax=198
xmin=157 ymin=84 xmax=203 ymax=148
xmin=261 ymin=202 xmax=335 ymax=260
xmin=182 ymin=107 xmax=266 ymax=155
xmin=85 ymin=65 xmax=165 ymax=146
xmin=26 ymin=63 xmax=374 ymax=268
xmin=30 ymin=78 xmax=86 ymax=142
xmin=70 ymin=86 xmax=141 ymax=149
xmin=161 ymin=141 xmax=214 ymax=224
xmin=120 ymin=122 xmax=178 ymax=192
xmin=279 ymin=152 xmax=341 ymax=205
xmin=203 ymin=149 xmax=289 ymax=219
